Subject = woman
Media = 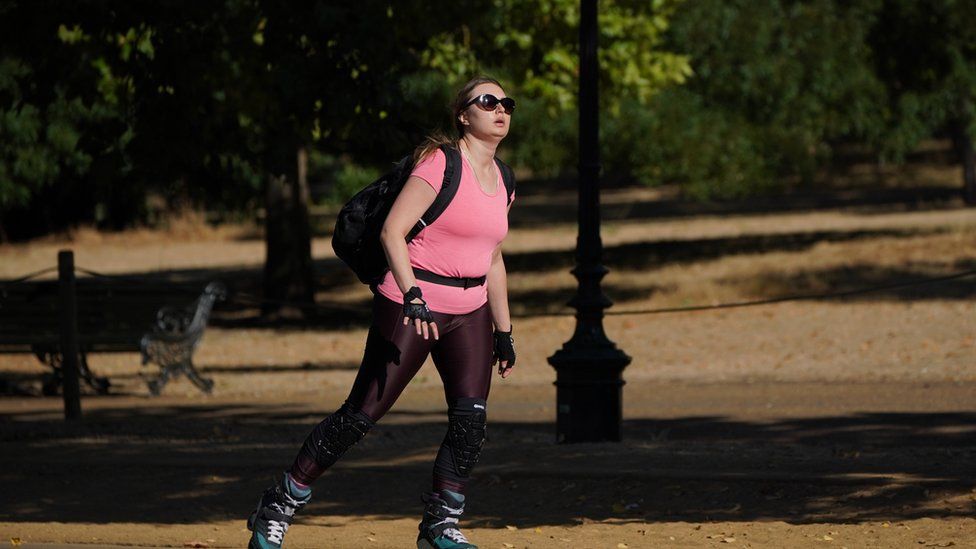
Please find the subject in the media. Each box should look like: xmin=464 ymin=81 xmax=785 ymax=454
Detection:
xmin=247 ymin=76 xmax=517 ymax=549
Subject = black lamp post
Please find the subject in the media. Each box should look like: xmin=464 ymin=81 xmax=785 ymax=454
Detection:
xmin=547 ymin=0 xmax=631 ymax=443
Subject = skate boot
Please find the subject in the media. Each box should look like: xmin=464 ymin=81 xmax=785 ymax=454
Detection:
xmin=247 ymin=472 xmax=311 ymax=549
xmin=417 ymin=489 xmax=477 ymax=549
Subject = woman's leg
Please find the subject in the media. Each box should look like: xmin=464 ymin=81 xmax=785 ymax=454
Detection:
xmin=289 ymin=294 xmax=440 ymax=484
xmin=428 ymin=303 xmax=494 ymax=494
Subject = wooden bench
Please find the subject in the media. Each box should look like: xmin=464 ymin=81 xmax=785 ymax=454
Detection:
xmin=0 ymin=278 xmax=225 ymax=395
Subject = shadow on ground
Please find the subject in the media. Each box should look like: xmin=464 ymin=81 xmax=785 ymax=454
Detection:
xmin=720 ymin=260 xmax=976 ymax=302
xmin=508 ymin=185 xmax=965 ymax=229
xmin=504 ymin=227 xmax=963 ymax=274
xmin=238 ymin=226 xmax=973 ymax=324
xmin=4 ymin=224 xmax=970 ymax=334
xmin=0 ymin=400 xmax=973 ymax=526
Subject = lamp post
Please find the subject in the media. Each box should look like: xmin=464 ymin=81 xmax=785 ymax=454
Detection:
xmin=548 ymin=0 xmax=631 ymax=443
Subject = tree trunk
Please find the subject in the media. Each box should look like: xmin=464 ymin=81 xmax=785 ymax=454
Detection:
xmin=263 ymin=145 xmax=314 ymax=317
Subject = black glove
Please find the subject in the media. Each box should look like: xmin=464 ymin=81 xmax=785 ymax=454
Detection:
xmin=403 ymin=286 xmax=434 ymax=323
xmin=492 ymin=327 xmax=516 ymax=370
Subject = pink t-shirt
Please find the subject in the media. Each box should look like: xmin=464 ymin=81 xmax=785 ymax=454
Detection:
xmin=376 ymin=148 xmax=512 ymax=314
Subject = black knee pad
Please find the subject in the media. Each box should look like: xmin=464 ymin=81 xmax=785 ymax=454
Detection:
xmin=300 ymin=403 xmax=375 ymax=470
xmin=435 ymin=397 xmax=487 ymax=480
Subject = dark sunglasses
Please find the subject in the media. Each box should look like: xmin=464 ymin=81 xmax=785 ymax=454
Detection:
xmin=462 ymin=93 xmax=516 ymax=114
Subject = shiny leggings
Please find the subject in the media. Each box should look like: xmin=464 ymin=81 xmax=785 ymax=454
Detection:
xmin=290 ymin=294 xmax=494 ymax=492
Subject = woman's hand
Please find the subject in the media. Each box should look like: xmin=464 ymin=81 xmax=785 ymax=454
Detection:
xmin=492 ymin=327 xmax=515 ymax=378
xmin=403 ymin=286 xmax=439 ymax=340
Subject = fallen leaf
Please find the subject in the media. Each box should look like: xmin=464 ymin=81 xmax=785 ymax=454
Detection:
xmin=502 ymin=543 xmax=514 ymax=548
xmin=505 ymin=525 xmax=518 ymax=531
xmin=722 ymin=537 xmax=736 ymax=543
xmin=367 ymin=537 xmax=376 ymax=542
xmin=10 ymin=539 xmax=22 ymax=547
xmin=824 ymin=535 xmax=834 ymax=541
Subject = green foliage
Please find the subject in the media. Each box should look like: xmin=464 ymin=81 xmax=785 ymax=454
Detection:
xmin=416 ymin=0 xmax=692 ymax=177
xmin=604 ymin=91 xmax=772 ymax=199
xmin=307 ymin=150 xmax=381 ymax=204
xmin=0 ymin=1 xmax=161 ymax=232
xmin=869 ymin=0 xmax=976 ymax=160
xmin=0 ymin=55 xmax=122 ymax=210
xmin=659 ymin=0 xmax=888 ymax=198
xmin=3 ymin=0 xmax=974 ymax=238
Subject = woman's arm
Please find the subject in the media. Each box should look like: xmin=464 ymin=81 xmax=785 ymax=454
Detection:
xmin=380 ymin=176 xmax=439 ymax=339
xmin=487 ymin=243 xmax=516 ymax=377
xmin=486 ymin=244 xmax=512 ymax=332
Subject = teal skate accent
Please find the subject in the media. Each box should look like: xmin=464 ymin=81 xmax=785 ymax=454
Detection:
xmin=417 ymin=535 xmax=478 ymax=549
xmin=417 ymin=490 xmax=477 ymax=549
xmin=286 ymin=474 xmax=311 ymax=498
xmin=248 ymin=531 xmax=277 ymax=549
xmin=246 ymin=472 xmax=311 ymax=549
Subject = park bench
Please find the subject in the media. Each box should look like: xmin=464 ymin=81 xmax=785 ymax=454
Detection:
xmin=0 ymin=277 xmax=226 ymax=396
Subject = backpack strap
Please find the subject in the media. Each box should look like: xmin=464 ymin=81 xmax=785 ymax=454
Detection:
xmin=406 ymin=144 xmax=463 ymax=242
xmin=493 ymin=157 xmax=516 ymax=206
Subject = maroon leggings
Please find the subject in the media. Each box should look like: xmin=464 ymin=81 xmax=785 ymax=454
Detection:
xmin=290 ymin=294 xmax=494 ymax=491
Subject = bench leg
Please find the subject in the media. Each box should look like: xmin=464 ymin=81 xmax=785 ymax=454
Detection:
xmin=147 ymin=366 xmax=172 ymax=396
xmin=35 ymin=352 xmax=110 ymax=396
xmin=78 ymin=354 xmax=111 ymax=395
xmin=35 ymin=352 xmax=62 ymax=396
xmin=180 ymin=360 xmax=214 ymax=394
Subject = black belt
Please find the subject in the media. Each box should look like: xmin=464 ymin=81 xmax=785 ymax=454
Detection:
xmin=414 ymin=268 xmax=486 ymax=289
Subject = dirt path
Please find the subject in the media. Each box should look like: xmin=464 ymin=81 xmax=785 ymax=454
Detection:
xmin=2 ymin=199 xmax=975 ymax=547
xmin=2 ymin=380 xmax=975 ymax=548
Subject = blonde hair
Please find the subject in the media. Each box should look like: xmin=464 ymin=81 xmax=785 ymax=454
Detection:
xmin=413 ymin=76 xmax=504 ymax=164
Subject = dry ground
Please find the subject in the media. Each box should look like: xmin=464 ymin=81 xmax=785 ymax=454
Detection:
xmin=1 ymin=192 xmax=975 ymax=548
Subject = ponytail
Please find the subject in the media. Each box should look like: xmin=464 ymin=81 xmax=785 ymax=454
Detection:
xmin=413 ymin=130 xmax=455 ymax=165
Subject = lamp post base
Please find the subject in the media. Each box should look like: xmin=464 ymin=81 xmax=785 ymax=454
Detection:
xmin=549 ymin=344 xmax=631 ymax=443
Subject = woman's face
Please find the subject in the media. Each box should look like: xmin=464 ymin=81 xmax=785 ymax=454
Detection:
xmin=458 ymin=83 xmax=511 ymax=142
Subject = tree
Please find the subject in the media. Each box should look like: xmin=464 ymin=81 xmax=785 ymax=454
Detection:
xmin=415 ymin=0 xmax=691 ymax=177
xmin=0 ymin=1 xmax=138 ymax=238
xmin=659 ymin=0 xmax=887 ymax=198
xmin=242 ymin=1 xmax=467 ymax=313
xmin=868 ymin=0 xmax=976 ymax=204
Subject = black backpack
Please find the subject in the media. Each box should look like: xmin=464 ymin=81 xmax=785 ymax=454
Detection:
xmin=332 ymin=144 xmax=516 ymax=286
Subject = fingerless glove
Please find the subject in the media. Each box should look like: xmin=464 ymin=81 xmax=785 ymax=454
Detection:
xmin=492 ymin=327 xmax=516 ymax=368
xmin=403 ymin=286 xmax=434 ymax=323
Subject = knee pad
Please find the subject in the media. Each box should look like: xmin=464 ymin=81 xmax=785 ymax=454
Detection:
xmin=437 ymin=397 xmax=487 ymax=480
xmin=301 ymin=403 xmax=375 ymax=470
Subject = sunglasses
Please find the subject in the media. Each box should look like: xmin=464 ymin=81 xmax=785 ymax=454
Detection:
xmin=462 ymin=93 xmax=516 ymax=114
